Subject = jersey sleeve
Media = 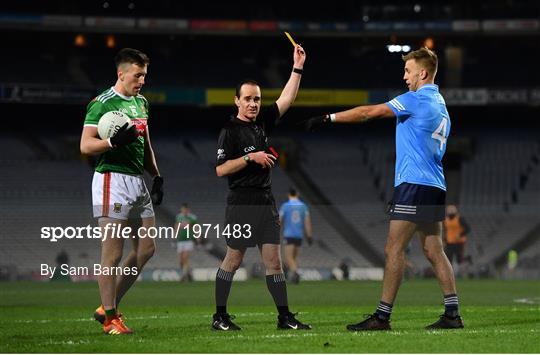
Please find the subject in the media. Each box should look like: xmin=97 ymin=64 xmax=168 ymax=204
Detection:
xmin=84 ymin=99 xmax=105 ymax=127
xmin=386 ymin=92 xmax=417 ymax=122
xmin=216 ymin=127 xmax=235 ymax=166
xmin=303 ymin=204 xmax=310 ymax=216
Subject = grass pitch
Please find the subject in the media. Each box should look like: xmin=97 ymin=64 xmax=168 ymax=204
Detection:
xmin=1 ymin=279 xmax=539 ymax=353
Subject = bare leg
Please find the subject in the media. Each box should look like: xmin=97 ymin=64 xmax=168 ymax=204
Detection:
xmin=114 ymin=217 xmax=156 ymax=306
xmin=380 ymin=220 xmax=417 ymax=304
xmin=220 ymin=247 xmax=245 ymax=272
xmin=98 ymin=217 xmax=127 ymax=310
xmin=180 ymin=250 xmax=190 ymax=280
xmin=260 ymin=243 xmax=288 ymax=311
xmin=284 ymin=244 xmax=297 ymax=273
xmin=215 ymin=246 xmax=245 ymax=315
xmin=418 ymin=222 xmax=457 ymax=295
xmin=260 ymin=244 xmax=283 ymax=275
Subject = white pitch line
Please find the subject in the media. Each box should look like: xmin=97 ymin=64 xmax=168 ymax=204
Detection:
xmin=514 ymin=297 xmax=540 ymax=305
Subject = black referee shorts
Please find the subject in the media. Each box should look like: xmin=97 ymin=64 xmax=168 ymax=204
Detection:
xmin=224 ymin=187 xmax=280 ymax=250
xmin=387 ymin=183 xmax=446 ymax=223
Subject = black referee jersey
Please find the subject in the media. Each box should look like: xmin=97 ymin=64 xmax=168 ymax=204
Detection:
xmin=216 ymin=102 xmax=280 ymax=190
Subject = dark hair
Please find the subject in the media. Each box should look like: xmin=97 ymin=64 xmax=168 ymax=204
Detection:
xmin=289 ymin=188 xmax=298 ymax=197
xmin=181 ymin=203 xmax=189 ymax=208
xmin=115 ymin=48 xmax=150 ymax=68
xmin=235 ymin=79 xmax=259 ymax=98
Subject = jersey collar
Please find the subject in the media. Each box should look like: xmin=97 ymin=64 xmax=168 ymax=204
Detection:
xmin=111 ymin=86 xmax=134 ymax=101
xmin=416 ymin=84 xmax=439 ymax=92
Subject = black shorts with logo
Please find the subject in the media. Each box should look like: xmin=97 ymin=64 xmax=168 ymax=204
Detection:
xmin=224 ymin=187 xmax=280 ymax=250
xmin=387 ymin=183 xmax=446 ymax=223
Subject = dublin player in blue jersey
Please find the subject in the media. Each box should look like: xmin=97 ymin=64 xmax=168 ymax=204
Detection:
xmin=279 ymin=189 xmax=313 ymax=284
xmin=303 ymin=48 xmax=463 ymax=330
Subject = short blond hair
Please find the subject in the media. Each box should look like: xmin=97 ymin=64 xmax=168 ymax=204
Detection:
xmin=402 ymin=47 xmax=438 ymax=78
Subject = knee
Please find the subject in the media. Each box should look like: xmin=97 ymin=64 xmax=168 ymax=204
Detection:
xmin=264 ymin=256 xmax=282 ymax=272
xmin=423 ymin=245 xmax=443 ymax=264
xmin=102 ymin=251 xmax=122 ymax=266
xmin=223 ymin=255 xmax=242 ymax=271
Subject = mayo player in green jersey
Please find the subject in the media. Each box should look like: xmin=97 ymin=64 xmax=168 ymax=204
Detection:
xmin=80 ymin=48 xmax=163 ymax=335
xmin=174 ymin=203 xmax=198 ymax=282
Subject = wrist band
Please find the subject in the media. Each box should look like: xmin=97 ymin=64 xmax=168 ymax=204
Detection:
xmin=329 ymin=113 xmax=336 ymax=122
xmin=293 ymin=68 xmax=303 ymax=75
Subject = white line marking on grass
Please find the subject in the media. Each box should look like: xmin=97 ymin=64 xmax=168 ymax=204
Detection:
xmin=41 ymin=340 xmax=91 ymax=346
xmin=514 ymin=297 xmax=540 ymax=305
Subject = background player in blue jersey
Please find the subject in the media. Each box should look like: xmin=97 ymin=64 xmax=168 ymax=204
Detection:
xmin=303 ymin=47 xmax=463 ymax=330
xmin=279 ymin=189 xmax=313 ymax=284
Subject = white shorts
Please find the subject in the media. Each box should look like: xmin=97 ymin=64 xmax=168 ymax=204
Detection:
xmin=92 ymin=171 xmax=154 ymax=220
xmin=177 ymin=241 xmax=194 ymax=253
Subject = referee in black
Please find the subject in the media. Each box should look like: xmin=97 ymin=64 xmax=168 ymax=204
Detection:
xmin=212 ymin=44 xmax=310 ymax=331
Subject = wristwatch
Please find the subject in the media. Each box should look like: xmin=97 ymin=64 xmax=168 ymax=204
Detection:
xmin=243 ymin=154 xmax=250 ymax=162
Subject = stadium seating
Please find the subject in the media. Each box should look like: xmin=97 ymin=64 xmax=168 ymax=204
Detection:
xmin=0 ymin=131 xmax=538 ymax=277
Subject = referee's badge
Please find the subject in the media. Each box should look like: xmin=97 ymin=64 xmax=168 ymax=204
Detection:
xmin=113 ymin=203 xmax=122 ymax=213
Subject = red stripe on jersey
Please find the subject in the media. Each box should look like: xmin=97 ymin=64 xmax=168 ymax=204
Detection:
xmin=102 ymin=172 xmax=110 ymax=216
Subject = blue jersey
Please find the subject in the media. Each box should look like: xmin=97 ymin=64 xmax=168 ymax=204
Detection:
xmin=279 ymin=199 xmax=309 ymax=239
xmin=386 ymin=84 xmax=450 ymax=191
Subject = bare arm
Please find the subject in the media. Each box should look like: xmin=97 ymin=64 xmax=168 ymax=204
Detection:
xmin=80 ymin=126 xmax=111 ymax=156
xmin=333 ymin=103 xmax=395 ymax=124
xmin=143 ymin=125 xmax=160 ymax=177
xmin=304 ymin=214 xmax=312 ymax=240
xmin=216 ymin=151 xmax=276 ymax=177
xmin=275 ymin=45 xmax=306 ymax=116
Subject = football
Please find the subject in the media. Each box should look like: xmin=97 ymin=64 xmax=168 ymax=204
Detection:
xmin=97 ymin=111 xmax=131 ymax=139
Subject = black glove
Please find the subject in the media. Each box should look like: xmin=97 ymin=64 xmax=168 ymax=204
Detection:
xmin=110 ymin=123 xmax=138 ymax=148
xmin=302 ymin=114 xmax=331 ymax=132
xmin=151 ymin=176 xmax=164 ymax=205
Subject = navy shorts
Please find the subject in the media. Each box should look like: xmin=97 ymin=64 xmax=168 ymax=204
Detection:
xmin=387 ymin=183 xmax=446 ymax=223
xmin=284 ymin=238 xmax=303 ymax=247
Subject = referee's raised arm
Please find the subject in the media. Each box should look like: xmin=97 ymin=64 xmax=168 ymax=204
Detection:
xmin=276 ymin=44 xmax=306 ymax=116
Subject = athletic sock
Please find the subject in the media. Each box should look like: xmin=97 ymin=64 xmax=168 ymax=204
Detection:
xmin=215 ymin=268 xmax=235 ymax=315
xmin=375 ymin=301 xmax=393 ymax=321
xmin=444 ymin=294 xmax=460 ymax=318
xmin=105 ymin=308 xmax=116 ymax=322
xmin=265 ymin=273 xmax=289 ymax=315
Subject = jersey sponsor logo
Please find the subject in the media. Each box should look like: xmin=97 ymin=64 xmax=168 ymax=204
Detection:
xmin=131 ymin=119 xmax=147 ymax=136
xmin=243 ymin=146 xmax=256 ymax=153
xmin=217 ymin=148 xmax=226 ymax=159
xmin=113 ymin=203 xmax=122 ymax=213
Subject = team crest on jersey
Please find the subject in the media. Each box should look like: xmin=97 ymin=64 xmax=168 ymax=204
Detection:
xmin=129 ymin=105 xmax=138 ymax=116
xmin=113 ymin=203 xmax=122 ymax=213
